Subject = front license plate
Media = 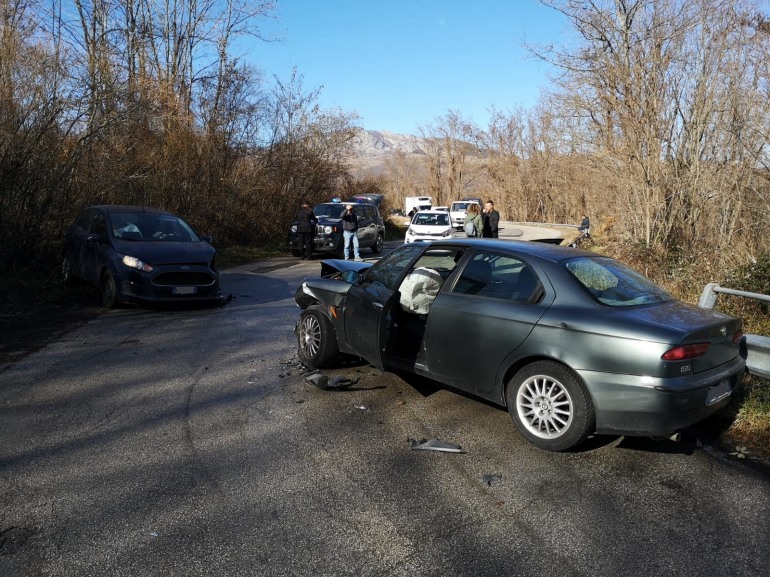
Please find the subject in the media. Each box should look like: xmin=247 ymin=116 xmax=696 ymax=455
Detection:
xmin=172 ymin=286 xmax=196 ymax=295
xmin=705 ymin=379 xmax=732 ymax=406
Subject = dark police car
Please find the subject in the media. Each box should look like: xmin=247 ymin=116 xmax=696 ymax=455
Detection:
xmin=288 ymin=202 xmax=385 ymax=258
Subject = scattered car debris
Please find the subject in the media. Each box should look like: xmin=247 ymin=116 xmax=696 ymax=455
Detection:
xmin=408 ymin=438 xmax=466 ymax=453
xmin=303 ymin=373 xmax=360 ymax=390
xmin=304 ymin=373 xmax=329 ymax=389
xmin=330 ymin=376 xmax=359 ymax=389
xmin=482 ymin=473 xmax=503 ymax=486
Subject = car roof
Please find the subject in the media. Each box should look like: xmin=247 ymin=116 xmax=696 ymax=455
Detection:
xmin=414 ymin=210 xmax=449 ymax=215
xmin=90 ymin=205 xmax=173 ymax=216
xmin=428 ymin=239 xmax=596 ymax=261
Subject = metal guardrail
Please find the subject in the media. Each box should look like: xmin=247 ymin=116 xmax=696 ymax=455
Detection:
xmin=699 ymin=283 xmax=770 ymax=380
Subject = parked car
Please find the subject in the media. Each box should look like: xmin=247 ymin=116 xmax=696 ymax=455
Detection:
xmin=449 ymin=200 xmax=481 ymax=229
xmin=288 ymin=202 xmax=385 ymax=257
xmin=294 ymin=240 xmax=745 ymax=451
xmin=62 ymin=205 xmax=222 ymax=308
xmin=404 ymin=210 xmax=453 ymax=243
xmin=348 ymin=194 xmax=384 ymax=207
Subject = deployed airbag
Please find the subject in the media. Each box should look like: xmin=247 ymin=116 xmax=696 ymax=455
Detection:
xmin=399 ymin=267 xmax=444 ymax=314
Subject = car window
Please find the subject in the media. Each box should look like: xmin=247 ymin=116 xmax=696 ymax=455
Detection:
xmin=453 ymin=253 xmax=542 ymax=303
xmin=413 ymin=213 xmax=449 ymax=226
xmin=565 ymin=256 xmax=673 ymax=306
xmin=362 ymin=244 xmax=424 ymax=291
xmin=410 ymin=249 xmax=464 ymax=281
xmin=313 ymin=205 xmax=346 ymax=218
xmin=353 ymin=205 xmax=369 ymax=222
xmin=90 ymin=213 xmax=108 ymax=237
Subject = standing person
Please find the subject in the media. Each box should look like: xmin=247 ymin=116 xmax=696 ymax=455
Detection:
xmin=296 ymin=201 xmax=317 ymax=260
xmin=482 ymin=200 xmax=500 ymax=238
xmin=341 ymin=204 xmax=362 ymax=261
xmin=464 ymin=203 xmax=483 ymax=238
xmin=578 ymin=214 xmax=590 ymax=237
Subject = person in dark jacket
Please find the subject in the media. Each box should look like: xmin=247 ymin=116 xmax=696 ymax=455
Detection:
xmin=341 ymin=204 xmax=362 ymax=261
xmin=482 ymin=200 xmax=500 ymax=238
xmin=578 ymin=214 xmax=590 ymax=237
xmin=296 ymin=201 xmax=318 ymax=259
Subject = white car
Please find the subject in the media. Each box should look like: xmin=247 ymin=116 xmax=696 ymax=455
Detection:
xmin=405 ymin=210 xmax=454 ymax=243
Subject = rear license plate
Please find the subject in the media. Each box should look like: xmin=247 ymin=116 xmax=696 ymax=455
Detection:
xmin=172 ymin=286 xmax=196 ymax=295
xmin=705 ymin=379 xmax=732 ymax=405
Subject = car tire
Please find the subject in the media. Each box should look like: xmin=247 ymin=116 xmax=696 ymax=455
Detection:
xmin=505 ymin=361 xmax=594 ymax=451
xmin=371 ymin=234 xmax=384 ymax=254
xmin=62 ymin=255 xmax=77 ymax=285
xmin=101 ymin=270 xmax=120 ymax=309
xmin=297 ymin=307 xmax=339 ymax=368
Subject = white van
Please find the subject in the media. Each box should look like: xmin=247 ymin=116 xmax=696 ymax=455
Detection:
xmin=405 ymin=196 xmax=433 ymax=215
xmin=449 ymin=200 xmax=481 ymax=229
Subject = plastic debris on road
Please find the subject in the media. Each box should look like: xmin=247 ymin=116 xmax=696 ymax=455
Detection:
xmin=482 ymin=473 xmax=502 ymax=486
xmin=408 ymin=437 xmax=465 ymax=453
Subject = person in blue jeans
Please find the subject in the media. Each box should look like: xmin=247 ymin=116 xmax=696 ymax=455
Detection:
xmin=341 ymin=204 xmax=361 ymax=261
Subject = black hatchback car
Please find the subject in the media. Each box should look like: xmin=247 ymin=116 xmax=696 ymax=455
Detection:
xmin=62 ymin=205 xmax=222 ymax=308
xmin=288 ymin=202 xmax=385 ymax=258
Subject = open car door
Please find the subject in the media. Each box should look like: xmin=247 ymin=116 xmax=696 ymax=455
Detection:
xmin=342 ymin=282 xmax=400 ymax=371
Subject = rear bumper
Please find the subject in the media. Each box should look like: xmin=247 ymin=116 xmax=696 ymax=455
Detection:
xmin=578 ymin=356 xmax=746 ymax=436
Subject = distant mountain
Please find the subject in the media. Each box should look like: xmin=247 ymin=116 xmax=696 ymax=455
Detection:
xmin=346 ymin=129 xmax=428 ymax=176
xmin=350 ymin=129 xmax=427 ymax=157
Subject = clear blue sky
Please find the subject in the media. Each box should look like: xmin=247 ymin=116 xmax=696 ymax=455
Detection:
xmin=250 ymin=1 xmax=566 ymax=134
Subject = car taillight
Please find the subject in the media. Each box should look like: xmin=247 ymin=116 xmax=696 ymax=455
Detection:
xmin=732 ymin=331 xmax=744 ymax=345
xmin=662 ymin=343 xmax=710 ymax=361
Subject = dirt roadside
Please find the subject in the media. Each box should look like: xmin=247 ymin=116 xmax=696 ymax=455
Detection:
xmin=0 ymin=287 xmax=103 ymax=366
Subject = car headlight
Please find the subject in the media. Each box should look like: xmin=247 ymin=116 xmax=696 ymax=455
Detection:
xmin=442 ymin=229 xmax=452 ymax=237
xmin=323 ymin=225 xmax=333 ymax=234
xmin=122 ymin=255 xmax=153 ymax=272
xmin=406 ymin=227 xmax=414 ymax=236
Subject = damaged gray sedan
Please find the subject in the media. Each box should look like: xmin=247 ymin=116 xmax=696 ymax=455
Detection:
xmin=294 ymin=240 xmax=745 ymax=451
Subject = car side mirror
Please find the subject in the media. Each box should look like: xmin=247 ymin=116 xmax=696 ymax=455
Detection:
xmin=341 ymin=270 xmax=359 ymax=284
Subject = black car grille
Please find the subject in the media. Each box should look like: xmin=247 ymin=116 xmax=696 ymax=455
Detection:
xmin=153 ymin=272 xmax=215 ymax=287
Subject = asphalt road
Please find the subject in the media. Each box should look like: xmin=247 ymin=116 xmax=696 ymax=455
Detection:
xmin=1 ymin=245 xmax=768 ymax=577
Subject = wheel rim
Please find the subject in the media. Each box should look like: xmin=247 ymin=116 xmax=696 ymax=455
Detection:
xmin=299 ymin=314 xmax=322 ymax=358
xmin=516 ymin=374 xmax=574 ymax=439
xmin=102 ymin=274 xmax=116 ymax=307
xmin=376 ymin=235 xmax=383 ymax=251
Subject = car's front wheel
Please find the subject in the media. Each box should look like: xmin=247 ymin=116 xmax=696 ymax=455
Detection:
xmin=297 ymin=307 xmax=339 ymax=368
xmin=371 ymin=233 xmax=384 ymax=254
xmin=62 ymin=255 xmax=77 ymax=285
xmin=505 ymin=361 xmax=594 ymax=451
xmin=101 ymin=270 xmax=120 ymax=309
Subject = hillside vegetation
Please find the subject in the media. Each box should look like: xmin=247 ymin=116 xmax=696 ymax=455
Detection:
xmin=1 ymin=1 xmax=768 ymax=459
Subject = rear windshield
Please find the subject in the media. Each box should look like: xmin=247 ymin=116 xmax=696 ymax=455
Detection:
xmin=564 ymin=256 xmax=673 ymax=307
